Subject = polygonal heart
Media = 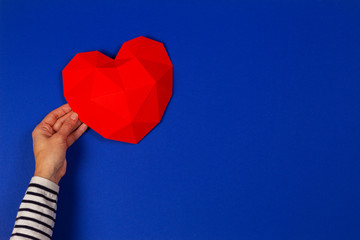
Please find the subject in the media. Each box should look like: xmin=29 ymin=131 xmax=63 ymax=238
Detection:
xmin=62 ymin=36 xmax=172 ymax=144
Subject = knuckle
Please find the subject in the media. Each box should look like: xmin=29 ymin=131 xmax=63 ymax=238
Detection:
xmin=32 ymin=125 xmax=41 ymax=137
xmin=39 ymin=122 xmax=52 ymax=132
xmin=32 ymin=129 xmax=37 ymax=137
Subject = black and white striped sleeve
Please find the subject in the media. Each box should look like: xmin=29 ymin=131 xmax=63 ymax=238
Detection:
xmin=11 ymin=176 xmax=59 ymax=240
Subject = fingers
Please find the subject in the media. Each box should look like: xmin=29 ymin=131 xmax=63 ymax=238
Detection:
xmin=53 ymin=111 xmax=73 ymax=132
xmin=53 ymin=111 xmax=83 ymax=133
xmin=40 ymin=104 xmax=88 ymax=145
xmin=56 ymin=112 xmax=79 ymax=138
xmin=73 ymin=119 xmax=83 ymax=131
xmin=67 ymin=123 xmax=88 ymax=146
xmin=42 ymin=104 xmax=72 ymax=126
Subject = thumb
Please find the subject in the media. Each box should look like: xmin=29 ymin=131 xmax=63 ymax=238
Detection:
xmin=57 ymin=112 xmax=79 ymax=137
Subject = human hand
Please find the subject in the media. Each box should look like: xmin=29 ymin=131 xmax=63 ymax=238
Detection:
xmin=32 ymin=104 xmax=88 ymax=184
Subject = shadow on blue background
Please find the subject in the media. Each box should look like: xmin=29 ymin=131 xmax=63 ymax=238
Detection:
xmin=54 ymin=137 xmax=84 ymax=239
xmin=1 ymin=0 xmax=360 ymax=239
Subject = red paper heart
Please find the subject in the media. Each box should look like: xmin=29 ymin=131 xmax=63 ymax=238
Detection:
xmin=62 ymin=36 xmax=172 ymax=144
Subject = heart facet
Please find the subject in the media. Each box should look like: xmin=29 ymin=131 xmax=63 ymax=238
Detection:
xmin=62 ymin=36 xmax=173 ymax=143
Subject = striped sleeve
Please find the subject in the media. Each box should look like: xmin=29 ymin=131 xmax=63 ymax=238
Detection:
xmin=11 ymin=176 xmax=59 ymax=240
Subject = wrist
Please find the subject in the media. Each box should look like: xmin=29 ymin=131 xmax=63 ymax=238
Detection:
xmin=34 ymin=169 xmax=60 ymax=184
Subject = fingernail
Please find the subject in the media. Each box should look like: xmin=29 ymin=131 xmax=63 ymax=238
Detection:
xmin=70 ymin=112 xmax=78 ymax=120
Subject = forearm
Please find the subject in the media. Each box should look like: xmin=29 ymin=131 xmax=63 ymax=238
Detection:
xmin=11 ymin=176 xmax=59 ymax=240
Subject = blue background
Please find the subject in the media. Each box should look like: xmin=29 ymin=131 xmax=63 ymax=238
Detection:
xmin=1 ymin=0 xmax=360 ymax=239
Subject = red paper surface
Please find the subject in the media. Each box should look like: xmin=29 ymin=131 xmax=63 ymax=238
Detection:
xmin=62 ymin=36 xmax=173 ymax=144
